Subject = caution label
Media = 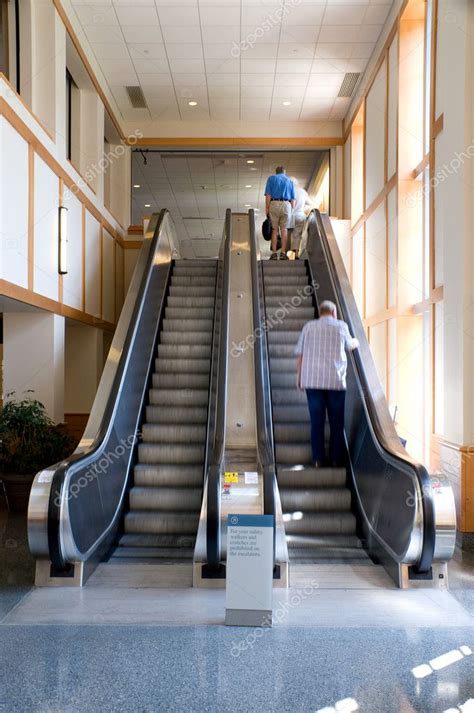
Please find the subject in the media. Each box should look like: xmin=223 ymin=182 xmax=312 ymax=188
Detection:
xmin=224 ymin=472 xmax=239 ymax=484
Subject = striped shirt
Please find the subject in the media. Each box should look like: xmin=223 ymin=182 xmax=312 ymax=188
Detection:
xmin=294 ymin=316 xmax=358 ymax=390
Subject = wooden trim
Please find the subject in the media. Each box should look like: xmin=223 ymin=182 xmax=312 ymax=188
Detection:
xmin=127 ymin=225 xmax=144 ymax=235
xmin=0 ymin=98 xmax=124 ymax=244
xmin=67 ymin=158 xmax=97 ymax=196
xmin=28 ymin=145 xmax=35 ymax=291
xmin=411 ymin=285 xmax=444 ymax=314
xmin=113 ymin=239 xmax=117 ymax=325
xmin=131 ymin=136 xmax=344 ymax=148
xmin=0 ymin=73 xmax=55 ymax=142
xmin=122 ymin=240 xmax=143 ymax=250
xmin=363 ymin=307 xmax=398 ymax=329
xmin=0 ymin=279 xmax=115 ymax=332
xmin=344 ymin=0 xmax=409 ymax=140
xmin=58 ymin=178 xmax=64 ymax=304
xmin=81 ymin=204 xmax=86 ymax=312
xmin=351 ymin=173 xmax=397 ymax=236
xmin=412 ymin=153 xmax=429 ymax=179
xmin=52 ymin=0 xmax=125 ymax=141
xmin=100 ymin=225 xmax=104 ymax=321
xmin=433 ymin=113 xmax=444 ymax=139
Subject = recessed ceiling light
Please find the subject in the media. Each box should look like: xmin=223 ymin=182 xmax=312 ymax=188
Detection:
xmin=133 ymin=184 xmax=141 ymax=188
xmin=245 ymin=184 xmax=252 ymax=188
xmin=188 ymin=101 xmax=198 ymax=106
xmin=144 ymin=203 xmax=151 ymax=208
xmin=282 ymin=101 xmax=292 ymax=106
xmin=246 ymin=159 xmax=254 ymax=164
xmin=249 ymin=167 xmax=257 ymax=171
xmin=245 ymin=204 xmax=252 ymax=208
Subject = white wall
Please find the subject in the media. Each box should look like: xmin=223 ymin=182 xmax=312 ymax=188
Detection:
xmin=84 ymin=211 xmax=101 ymax=318
xmin=64 ymin=323 xmax=103 ymax=413
xmin=33 ymin=154 xmax=59 ymax=301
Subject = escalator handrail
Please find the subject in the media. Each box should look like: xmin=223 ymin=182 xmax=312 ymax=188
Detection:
xmin=249 ymin=210 xmax=277 ymax=546
xmin=28 ymin=210 xmax=177 ymax=567
xmin=205 ymin=209 xmax=231 ymax=569
xmin=306 ymin=210 xmax=435 ymax=572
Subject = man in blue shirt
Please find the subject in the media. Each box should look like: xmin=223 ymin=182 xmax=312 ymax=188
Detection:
xmin=264 ymin=166 xmax=295 ymax=260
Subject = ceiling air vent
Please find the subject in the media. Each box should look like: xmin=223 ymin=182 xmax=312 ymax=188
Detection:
xmin=125 ymin=86 xmax=147 ymax=109
xmin=338 ymin=73 xmax=361 ymax=98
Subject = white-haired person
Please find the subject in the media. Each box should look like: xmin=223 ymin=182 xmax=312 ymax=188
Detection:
xmin=295 ymin=300 xmax=359 ymax=468
xmin=288 ymin=177 xmax=313 ymax=258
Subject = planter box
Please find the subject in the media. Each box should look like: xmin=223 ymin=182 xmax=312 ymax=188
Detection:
xmin=0 ymin=473 xmax=35 ymax=513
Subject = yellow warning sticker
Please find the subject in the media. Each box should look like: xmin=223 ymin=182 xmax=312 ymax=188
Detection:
xmin=224 ymin=472 xmax=239 ymax=484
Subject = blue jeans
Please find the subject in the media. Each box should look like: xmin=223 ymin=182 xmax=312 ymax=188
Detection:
xmin=306 ymin=389 xmax=346 ymax=465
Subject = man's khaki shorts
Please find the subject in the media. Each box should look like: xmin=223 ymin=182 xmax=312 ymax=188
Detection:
xmin=269 ymin=200 xmax=291 ymax=230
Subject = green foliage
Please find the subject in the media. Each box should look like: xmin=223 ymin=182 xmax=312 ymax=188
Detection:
xmin=0 ymin=392 xmax=75 ymax=476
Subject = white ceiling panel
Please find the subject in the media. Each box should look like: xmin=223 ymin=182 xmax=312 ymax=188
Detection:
xmin=70 ymin=0 xmax=392 ymax=124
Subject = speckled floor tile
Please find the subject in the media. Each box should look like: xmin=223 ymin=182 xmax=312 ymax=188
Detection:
xmin=0 ymin=587 xmax=32 ymax=622
xmin=0 ymin=625 xmax=472 ymax=712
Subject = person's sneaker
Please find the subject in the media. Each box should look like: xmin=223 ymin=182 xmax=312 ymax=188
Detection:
xmin=279 ymin=251 xmax=289 ymax=260
xmin=269 ymin=252 xmax=279 ymax=260
xmin=313 ymin=461 xmax=323 ymax=469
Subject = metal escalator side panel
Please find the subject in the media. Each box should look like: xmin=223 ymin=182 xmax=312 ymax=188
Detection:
xmin=28 ymin=211 xmax=179 ymax=567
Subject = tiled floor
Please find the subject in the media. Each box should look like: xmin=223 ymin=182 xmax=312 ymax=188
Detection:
xmin=0 ymin=506 xmax=473 ymax=712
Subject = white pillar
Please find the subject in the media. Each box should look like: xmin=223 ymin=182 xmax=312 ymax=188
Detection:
xmin=3 ymin=313 xmax=65 ymax=423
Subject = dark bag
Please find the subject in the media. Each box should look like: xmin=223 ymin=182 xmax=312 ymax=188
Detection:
xmin=262 ymin=217 xmax=272 ymax=241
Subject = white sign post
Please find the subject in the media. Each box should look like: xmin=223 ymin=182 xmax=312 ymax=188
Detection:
xmin=225 ymin=514 xmax=274 ymax=627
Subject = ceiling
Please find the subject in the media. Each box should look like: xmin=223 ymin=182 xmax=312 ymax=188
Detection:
xmin=132 ymin=150 xmax=326 ymax=257
xmin=69 ymin=0 xmax=393 ymax=124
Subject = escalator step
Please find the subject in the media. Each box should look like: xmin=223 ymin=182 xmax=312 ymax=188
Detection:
xmin=269 ymin=357 xmax=297 ymax=371
xmin=141 ymin=423 xmax=207 ymax=443
xmin=286 ymin=534 xmax=362 ymax=549
xmin=149 ymin=388 xmax=209 ymax=407
xmin=277 ymin=466 xmax=347 ymax=488
xmin=172 ymin=276 xmax=216 ymax=287
xmin=267 ymin=331 xmax=300 ymax=344
xmin=165 ymin=307 xmax=214 ymax=320
xmin=268 ymin=344 xmax=298 ymax=358
xmin=274 ymin=422 xmax=311 ymax=442
xmin=265 ymin=285 xmax=307 ymax=297
xmin=162 ymin=319 xmax=213 ymax=333
xmin=169 ymin=286 xmax=215 ymax=297
xmin=160 ymin=331 xmax=212 ymax=345
xmin=152 ymin=373 xmax=210 ymax=389
xmin=271 ymin=387 xmax=307 ymax=406
xmin=280 ymin=487 xmax=351 ymax=512
xmin=138 ymin=443 xmax=204 ymax=464
xmin=145 ymin=405 xmax=208 ymax=424
xmin=273 ymin=405 xmax=309 ymax=422
xmin=134 ymin=464 xmax=203 ymax=487
xmin=263 ymin=276 xmax=309 ymax=287
xmin=113 ymin=546 xmax=195 ymax=560
xmin=173 ymin=267 xmax=216 ymax=277
xmin=167 ymin=296 xmax=215 ymax=308
xmin=129 ymin=486 xmax=202 ymax=512
xmin=155 ymin=358 xmax=210 ymax=374
xmin=275 ymin=442 xmax=312 ymax=464
xmin=266 ymin=307 xmax=314 ymax=321
xmin=124 ymin=511 xmax=200 ymax=536
xmin=271 ymin=318 xmax=309 ymax=332
xmin=283 ymin=511 xmax=357 ymax=535
xmin=271 ymin=372 xmax=302 ymax=388
xmin=265 ymin=295 xmax=313 ymax=309
xmin=158 ymin=344 xmax=212 ymax=359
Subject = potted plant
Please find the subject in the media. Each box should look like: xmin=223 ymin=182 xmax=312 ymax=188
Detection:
xmin=0 ymin=392 xmax=75 ymax=512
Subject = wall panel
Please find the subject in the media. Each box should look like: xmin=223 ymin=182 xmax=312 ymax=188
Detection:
xmin=85 ymin=211 xmax=101 ymax=318
xmin=369 ymin=321 xmax=387 ymax=395
xmin=124 ymin=249 xmax=140 ymax=296
xmin=365 ymin=202 xmax=386 ymax=316
xmin=387 ymin=36 xmax=399 ymax=180
xmin=0 ymin=117 xmax=29 ymax=287
xmin=343 ymin=136 xmax=351 ymax=220
xmin=365 ymin=60 xmax=387 ymax=207
xmin=33 ymin=154 xmax=59 ymax=301
xmin=387 ymin=188 xmax=398 ymax=307
xmin=115 ymin=244 xmax=124 ymax=319
xmin=102 ymin=229 xmax=115 ymax=324
xmin=352 ymin=227 xmax=365 ymax=317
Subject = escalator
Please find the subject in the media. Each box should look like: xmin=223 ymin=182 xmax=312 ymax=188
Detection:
xmin=28 ymin=210 xmax=230 ymax=582
xmin=262 ymin=259 xmax=366 ymax=563
xmin=113 ymin=260 xmax=217 ymax=561
xmin=252 ymin=209 xmax=456 ymax=586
